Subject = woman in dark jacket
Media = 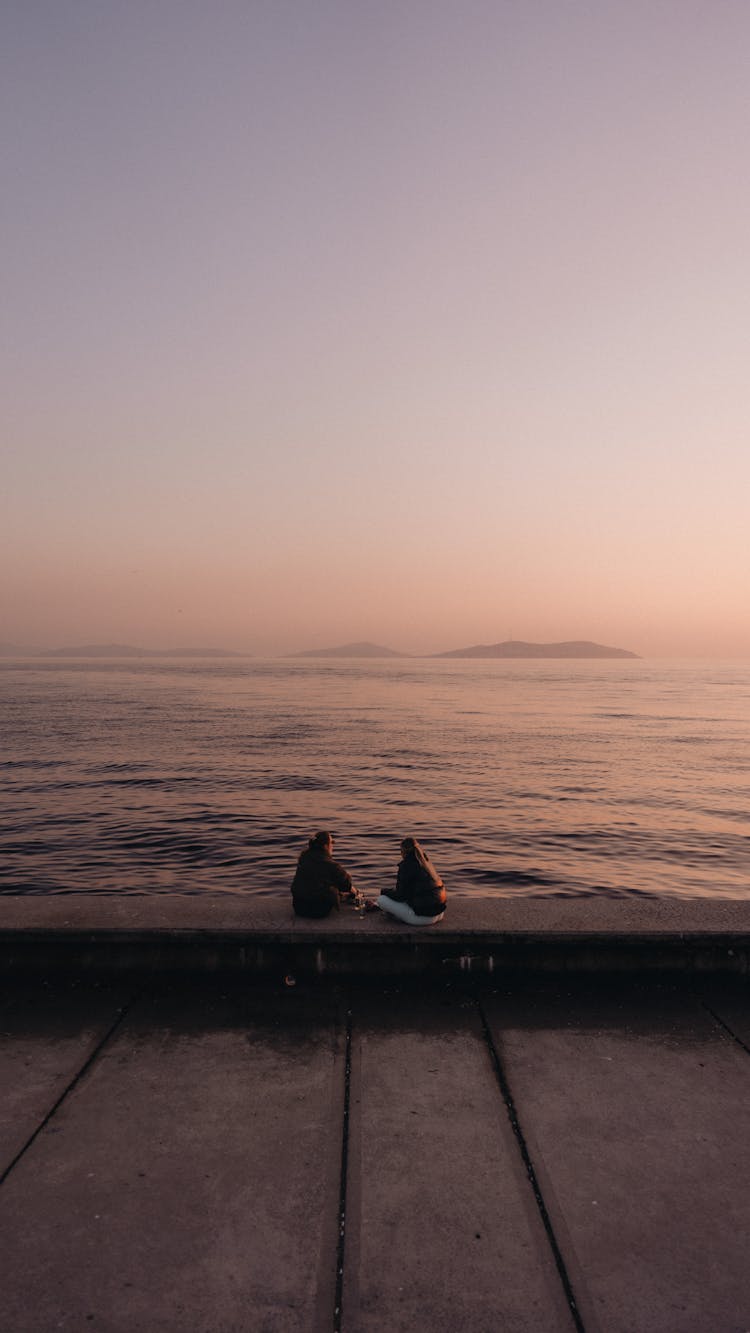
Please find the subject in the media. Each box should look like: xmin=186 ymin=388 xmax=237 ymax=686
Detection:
xmin=291 ymin=831 xmax=357 ymax=919
xmin=375 ymin=837 xmax=446 ymax=925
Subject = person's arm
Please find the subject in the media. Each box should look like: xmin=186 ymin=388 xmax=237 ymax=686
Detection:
xmin=328 ymin=858 xmax=355 ymax=898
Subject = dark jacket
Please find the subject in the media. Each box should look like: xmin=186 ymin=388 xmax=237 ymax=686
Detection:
xmin=291 ymin=847 xmax=354 ymax=919
xmin=382 ymin=849 xmax=447 ymax=918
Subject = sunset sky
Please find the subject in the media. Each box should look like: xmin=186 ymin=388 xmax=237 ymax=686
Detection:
xmin=3 ymin=2 xmax=749 ymax=657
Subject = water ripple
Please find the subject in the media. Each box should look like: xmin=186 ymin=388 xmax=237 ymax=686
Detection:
xmin=1 ymin=657 xmax=749 ymax=900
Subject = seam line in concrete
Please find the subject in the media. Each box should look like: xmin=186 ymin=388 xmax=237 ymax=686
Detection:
xmin=701 ymin=1002 xmax=750 ymax=1057
xmin=0 ymin=1000 xmax=132 ymax=1189
xmin=476 ymin=997 xmax=586 ymax=1333
xmin=333 ymin=1006 xmax=353 ymax=1333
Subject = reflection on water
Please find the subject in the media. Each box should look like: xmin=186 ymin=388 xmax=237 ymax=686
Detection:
xmin=1 ymin=658 xmax=749 ymax=900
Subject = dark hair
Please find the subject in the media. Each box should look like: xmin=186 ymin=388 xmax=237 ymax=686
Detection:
xmin=309 ymin=830 xmax=333 ymax=852
xmin=401 ymin=836 xmax=444 ymax=888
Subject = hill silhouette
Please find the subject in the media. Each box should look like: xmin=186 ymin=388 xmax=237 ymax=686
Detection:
xmin=42 ymin=644 xmax=244 ymax=658
xmin=0 ymin=642 xmax=35 ymax=656
xmin=434 ymin=639 xmax=639 ymax=659
xmin=293 ymin=641 xmax=406 ymax=658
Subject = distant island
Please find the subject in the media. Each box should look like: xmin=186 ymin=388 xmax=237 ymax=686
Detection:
xmin=0 ymin=643 xmax=34 ymax=656
xmin=41 ymin=644 xmax=245 ymax=659
xmin=293 ymin=641 xmax=407 ymax=659
xmin=434 ymin=639 xmax=639 ymax=660
xmin=2 ymin=637 xmax=640 ymax=661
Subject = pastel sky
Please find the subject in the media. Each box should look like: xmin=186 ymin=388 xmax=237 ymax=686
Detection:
xmin=2 ymin=2 xmax=749 ymax=656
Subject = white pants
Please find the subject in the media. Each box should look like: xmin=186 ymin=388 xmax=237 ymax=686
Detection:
xmin=375 ymin=895 xmax=445 ymax=926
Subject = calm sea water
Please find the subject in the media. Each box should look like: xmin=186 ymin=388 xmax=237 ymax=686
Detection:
xmin=1 ymin=658 xmax=749 ymax=900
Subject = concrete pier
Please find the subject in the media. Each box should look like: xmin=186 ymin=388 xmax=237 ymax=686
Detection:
xmin=1 ymin=896 xmax=749 ymax=977
xmin=0 ymin=970 xmax=749 ymax=1331
xmin=1 ymin=898 xmax=749 ymax=1329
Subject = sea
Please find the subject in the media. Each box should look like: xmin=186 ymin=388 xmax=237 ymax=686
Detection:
xmin=1 ymin=657 xmax=748 ymax=901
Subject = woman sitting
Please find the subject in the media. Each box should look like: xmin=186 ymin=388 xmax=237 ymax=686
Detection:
xmin=375 ymin=837 xmax=446 ymax=925
xmin=291 ymin=831 xmax=357 ymax=919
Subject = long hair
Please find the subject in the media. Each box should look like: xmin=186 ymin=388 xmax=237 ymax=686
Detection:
xmin=401 ymin=836 xmax=443 ymax=888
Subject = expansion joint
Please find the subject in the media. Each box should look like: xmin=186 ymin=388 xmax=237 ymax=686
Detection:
xmin=476 ymin=996 xmax=587 ymax=1333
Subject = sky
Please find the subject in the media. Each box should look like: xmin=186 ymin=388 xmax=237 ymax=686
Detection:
xmin=2 ymin=1 xmax=749 ymax=657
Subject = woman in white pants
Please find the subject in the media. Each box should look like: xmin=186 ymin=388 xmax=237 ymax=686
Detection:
xmin=376 ymin=837 xmax=446 ymax=925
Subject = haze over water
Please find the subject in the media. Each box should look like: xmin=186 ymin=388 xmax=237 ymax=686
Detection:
xmin=2 ymin=658 xmax=748 ymax=902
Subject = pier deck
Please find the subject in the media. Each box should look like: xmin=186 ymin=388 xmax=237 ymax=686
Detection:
xmin=1 ymin=966 xmax=749 ymax=1331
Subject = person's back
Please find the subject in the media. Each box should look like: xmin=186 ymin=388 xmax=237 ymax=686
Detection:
xmin=291 ymin=831 xmax=354 ymax=919
xmin=396 ymin=842 xmax=446 ymax=917
xmin=376 ymin=837 xmax=446 ymax=925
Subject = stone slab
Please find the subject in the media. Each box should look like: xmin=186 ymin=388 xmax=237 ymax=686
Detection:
xmin=700 ymin=981 xmax=750 ymax=1050
xmin=342 ymin=988 xmax=575 ymax=1332
xmin=483 ymin=983 xmax=750 ymax=1333
xmin=0 ymin=987 xmax=345 ymax=1333
xmin=0 ymin=983 xmax=128 ymax=1178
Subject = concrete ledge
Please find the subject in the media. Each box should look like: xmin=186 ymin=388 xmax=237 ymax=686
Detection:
xmin=1 ymin=896 xmax=749 ymax=976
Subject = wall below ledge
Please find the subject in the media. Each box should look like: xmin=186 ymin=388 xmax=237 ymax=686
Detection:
xmin=1 ymin=896 xmax=749 ymax=976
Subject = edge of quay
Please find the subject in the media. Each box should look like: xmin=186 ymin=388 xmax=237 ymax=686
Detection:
xmin=1 ymin=897 xmax=749 ymax=977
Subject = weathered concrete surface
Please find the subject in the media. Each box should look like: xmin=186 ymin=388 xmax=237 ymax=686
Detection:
xmin=0 ymin=979 xmax=748 ymax=1332
xmin=2 ymin=894 xmax=749 ymax=936
xmin=0 ymin=987 xmax=344 ymax=1333
xmin=700 ymin=981 xmax=750 ymax=1050
xmin=0 ymin=983 xmax=126 ymax=1177
xmin=343 ymin=989 xmax=574 ymax=1333
xmin=1 ymin=896 xmax=749 ymax=977
xmin=483 ymin=983 xmax=750 ymax=1333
